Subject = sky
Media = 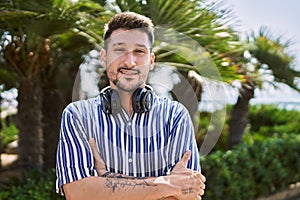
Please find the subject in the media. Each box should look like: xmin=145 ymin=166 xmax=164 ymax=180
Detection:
xmin=208 ymin=0 xmax=300 ymax=109
xmin=219 ymin=0 xmax=300 ymax=67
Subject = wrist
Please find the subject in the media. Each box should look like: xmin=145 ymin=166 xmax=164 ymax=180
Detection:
xmin=152 ymin=176 xmax=178 ymax=199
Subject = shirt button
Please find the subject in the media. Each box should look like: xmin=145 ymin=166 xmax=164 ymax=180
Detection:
xmin=128 ymin=158 xmax=133 ymax=163
xmin=127 ymin=121 xmax=132 ymax=126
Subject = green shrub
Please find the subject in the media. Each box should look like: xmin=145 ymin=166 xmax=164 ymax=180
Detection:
xmin=0 ymin=120 xmax=18 ymax=147
xmin=197 ymin=105 xmax=300 ymax=152
xmin=195 ymin=108 xmax=230 ymax=151
xmin=0 ymin=169 xmax=64 ymax=200
xmin=201 ymin=134 xmax=300 ymax=200
xmin=248 ymin=105 xmax=300 ymax=137
xmin=0 ymin=105 xmax=298 ymax=199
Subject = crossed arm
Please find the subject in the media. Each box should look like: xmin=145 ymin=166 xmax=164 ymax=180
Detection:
xmin=63 ymin=139 xmax=206 ymax=200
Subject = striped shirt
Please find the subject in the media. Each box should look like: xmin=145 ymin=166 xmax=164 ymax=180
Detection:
xmin=56 ymin=93 xmax=201 ymax=193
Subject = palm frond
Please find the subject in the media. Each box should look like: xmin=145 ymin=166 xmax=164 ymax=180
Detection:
xmin=248 ymin=26 xmax=299 ymax=90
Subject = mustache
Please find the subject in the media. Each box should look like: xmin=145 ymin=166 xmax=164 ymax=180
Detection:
xmin=117 ymin=67 xmax=140 ymax=73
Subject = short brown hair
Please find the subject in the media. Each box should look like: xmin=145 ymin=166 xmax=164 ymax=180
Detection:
xmin=103 ymin=12 xmax=154 ymax=49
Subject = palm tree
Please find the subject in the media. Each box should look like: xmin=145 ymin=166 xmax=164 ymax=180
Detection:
xmin=227 ymin=27 xmax=299 ymax=149
xmin=0 ymin=0 xmax=245 ymax=173
xmin=109 ymin=0 xmax=243 ymax=114
xmin=0 ymin=0 xmax=106 ymax=172
xmin=249 ymin=27 xmax=300 ymax=91
xmin=89 ymin=0 xmax=245 ymax=155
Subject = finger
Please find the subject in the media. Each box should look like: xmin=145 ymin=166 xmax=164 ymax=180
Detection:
xmin=199 ymin=188 xmax=205 ymax=196
xmin=193 ymin=172 xmax=206 ymax=183
xmin=199 ymin=174 xmax=206 ymax=182
xmin=89 ymin=138 xmax=99 ymax=158
xmin=171 ymin=150 xmax=192 ymax=173
xmin=178 ymin=150 xmax=191 ymax=167
xmin=196 ymin=179 xmax=206 ymax=190
xmin=89 ymin=138 xmax=106 ymax=170
xmin=192 ymin=173 xmax=206 ymax=190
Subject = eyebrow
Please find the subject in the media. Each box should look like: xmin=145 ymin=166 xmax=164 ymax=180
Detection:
xmin=112 ymin=42 xmax=149 ymax=49
xmin=112 ymin=42 xmax=125 ymax=47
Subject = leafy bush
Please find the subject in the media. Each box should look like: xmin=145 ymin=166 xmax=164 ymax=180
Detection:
xmin=0 ymin=120 xmax=18 ymax=147
xmin=0 ymin=105 xmax=298 ymax=199
xmin=195 ymin=108 xmax=230 ymax=151
xmin=197 ymin=105 xmax=300 ymax=152
xmin=201 ymin=134 xmax=300 ymax=200
xmin=248 ymin=105 xmax=300 ymax=137
xmin=0 ymin=169 xmax=64 ymax=200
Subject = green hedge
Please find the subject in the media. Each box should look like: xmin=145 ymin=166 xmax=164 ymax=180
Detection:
xmin=0 ymin=169 xmax=64 ymax=200
xmin=0 ymin=120 xmax=18 ymax=148
xmin=248 ymin=105 xmax=300 ymax=137
xmin=0 ymin=105 xmax=299 ymax=199
xmin=201 ymin=134 xmax=300 ymax=200
xmin=2 ymin=135 xmax=298 ymax=200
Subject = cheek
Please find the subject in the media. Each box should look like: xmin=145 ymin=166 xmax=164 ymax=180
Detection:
xmin=107 ymin=54 xmax=125 ymax=66
xmin=140 ymin=68 xmax=150 ymax=78
xmin=105 ymin=57 xmax=120 ymax=76
xmin=106 ymin=67 xmax=117 ymax=79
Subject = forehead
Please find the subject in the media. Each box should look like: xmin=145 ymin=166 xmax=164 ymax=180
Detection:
xmin=108 ymin=29 xmax=151 ymax=47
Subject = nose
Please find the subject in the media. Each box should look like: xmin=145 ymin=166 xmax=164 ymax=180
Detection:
xmin=124 ymin=51 xmax=136 ymax=68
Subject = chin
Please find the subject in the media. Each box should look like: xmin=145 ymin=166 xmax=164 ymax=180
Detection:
xmin=115 ymin=82 xmax=140 ymax=92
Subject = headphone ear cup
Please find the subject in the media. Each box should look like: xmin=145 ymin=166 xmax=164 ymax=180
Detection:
xmin=100 ymin=88 xmax=121 ymax=115
xmin=100 ymin=91 xmax=111 ymax=114
xmin=132 ymin=87 xmax=153 ymax=113
xmin=132 ymin=88 xmax=143 ymax=113
xmin=142 ymin=90 xmax=153 ymax=112
xmin=110 ymin=89 xmax=121 ymax=115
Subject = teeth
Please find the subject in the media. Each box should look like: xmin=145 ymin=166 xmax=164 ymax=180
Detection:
xmin=120 ymin=69 xmax=137 ymax=74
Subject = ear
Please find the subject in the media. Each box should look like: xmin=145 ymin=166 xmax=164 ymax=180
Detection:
xmin=100 ymin=49 xmax=107 ymax=68
xmin=150 ymin=52 xmax=155 ymax=70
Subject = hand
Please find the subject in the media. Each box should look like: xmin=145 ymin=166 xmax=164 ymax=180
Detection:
xmin=167 ymin=150 xmax=206 ymax=200
xmin=89 ymin=138 xmax=107 ymax=176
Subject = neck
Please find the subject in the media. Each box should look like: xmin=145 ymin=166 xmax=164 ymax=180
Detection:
xmin=116 ymin=89 xmax=133 ymax=115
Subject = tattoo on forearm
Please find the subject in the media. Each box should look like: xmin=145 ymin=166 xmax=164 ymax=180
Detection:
xmin=103 ymin=173 xmax=157 ymax=192
xmin=102 ymin=172 xmax=146 ymax=179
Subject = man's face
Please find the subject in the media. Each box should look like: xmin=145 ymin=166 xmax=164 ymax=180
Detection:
xmin=101 ymin=28 xmax=155 ymax=92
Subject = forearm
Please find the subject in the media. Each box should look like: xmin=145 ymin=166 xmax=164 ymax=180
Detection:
xmin=63 ymin=175 xmax=175 ymax=200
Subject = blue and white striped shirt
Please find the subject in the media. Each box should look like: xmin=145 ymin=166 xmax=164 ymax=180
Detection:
xmin=56 ymin=93 xmax=200 ymax=193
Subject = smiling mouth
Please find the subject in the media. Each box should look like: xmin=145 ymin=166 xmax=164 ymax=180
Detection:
xmin=118 ymin=68 xmax=139 ymax=75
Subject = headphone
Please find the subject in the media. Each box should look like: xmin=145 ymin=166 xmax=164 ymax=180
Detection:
xmin=100 ymin=85 xmax=153 ymax=115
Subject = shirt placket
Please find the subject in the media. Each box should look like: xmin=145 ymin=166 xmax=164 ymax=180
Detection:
xmin=120 ymin=110 xmax=134 ymax=175
xmin=127 ymin=115 xmax=134 ymax=175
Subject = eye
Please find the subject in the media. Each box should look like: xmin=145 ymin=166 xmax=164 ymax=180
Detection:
xmin=134 ymin=49 xmax=147 ymax=55
xmin=114 ymin=48 xmax=126 ymax=53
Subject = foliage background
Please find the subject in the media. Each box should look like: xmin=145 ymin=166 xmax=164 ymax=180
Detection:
xmin=0 ymin=0 xmax=299 ymax=199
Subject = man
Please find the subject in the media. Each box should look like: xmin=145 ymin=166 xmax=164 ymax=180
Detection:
xmin=56 ymin=11 xmax=206 ymax=199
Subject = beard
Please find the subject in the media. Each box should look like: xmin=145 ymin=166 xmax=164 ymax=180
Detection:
xmin=113 ymin=80 xmax=141 ymax=92
xmin=107 ymin=67 xmax=147 ymax=92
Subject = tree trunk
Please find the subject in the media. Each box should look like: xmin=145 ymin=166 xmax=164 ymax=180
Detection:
xmin=41 ymin=52 xmax=86 ymax=170
xmin=41 ymin=80 xmax=64 ymax=170
xmin=171 ymin=70 xmax=202 ymax=126
xmin=16 ymin=77 xmax=43 ymax=173
xmin=227 ymin=81 xmax=254 ymax=149
xmin=0 ymin=94 xmax=2 ymax=169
